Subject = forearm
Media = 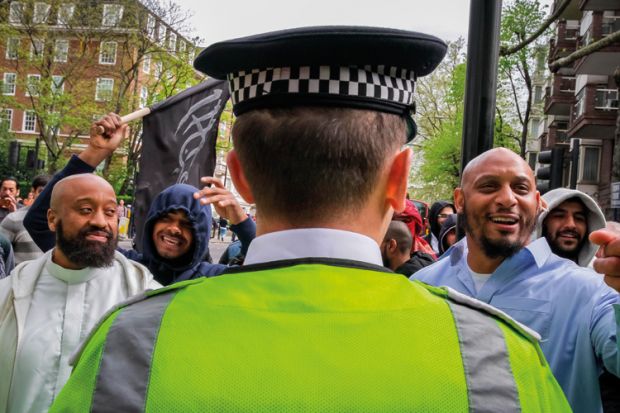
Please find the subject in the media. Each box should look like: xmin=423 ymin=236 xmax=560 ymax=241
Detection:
xmin=230 ymin=218 xmax=256 ymax=256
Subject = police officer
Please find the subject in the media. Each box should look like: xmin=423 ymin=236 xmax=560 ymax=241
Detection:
xmin=51 ymin=27 xmax=569 ymax=412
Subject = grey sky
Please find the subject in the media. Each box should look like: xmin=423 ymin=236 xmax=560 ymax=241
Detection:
xmin=174 ymin=0 xmax=473 ymax=47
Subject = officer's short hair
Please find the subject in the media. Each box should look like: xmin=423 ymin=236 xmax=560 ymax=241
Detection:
xmin=233 ymin=107 xmax=405 ymax=223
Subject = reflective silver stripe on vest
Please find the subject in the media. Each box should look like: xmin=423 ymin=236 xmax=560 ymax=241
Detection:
xmin=91 ymin=291 xmax=177 ymax=413
xmin=447 ymin=301 xmax=521 ymax=413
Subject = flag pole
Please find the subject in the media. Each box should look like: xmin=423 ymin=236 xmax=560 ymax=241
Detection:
xmin=95 ymin=107 xmax=151 ymax=135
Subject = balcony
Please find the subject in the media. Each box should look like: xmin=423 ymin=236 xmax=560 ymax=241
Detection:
xmin=544 ymin=76 xmax=576 ymax=116
xmin=579 ymin=0 xmax=620 ymax=11
xmin=575 ymin=12 xmax=620 ymax=75
xmin=547 ymin=121 xmax=571 ymax=147
xmin=549 ymin=21 xmax=579 ymax=68
xmin=567 ymin=85 xmax=618 ymax=138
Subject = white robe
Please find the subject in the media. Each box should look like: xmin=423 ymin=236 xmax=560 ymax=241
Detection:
xmin=0 ymin=250 xmax=161 ymax=413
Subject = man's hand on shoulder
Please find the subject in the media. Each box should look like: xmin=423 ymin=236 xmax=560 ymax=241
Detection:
xmin=590 ymin=221 xmax=620 ymax=292
xmin=194 ymin=177 xmax=247 ymax=225
xmin=79 ymin=113 xmax=128 ymax=168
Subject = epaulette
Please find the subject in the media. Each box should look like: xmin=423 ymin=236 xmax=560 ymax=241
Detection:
xmin=414 ymin=280 xmax=541 ymax=343
xmin=69 ymin=277 xmax=205 ymax=365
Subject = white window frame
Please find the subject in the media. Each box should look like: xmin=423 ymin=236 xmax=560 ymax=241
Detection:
xmin=95 ymin=78 xmax=114 ymax=101
xmin=9 ymin=2 xmax=24 ymax=24
xmin=140 ymin=86 xmax=148 ymax=107
xmin=99 ymin=41 xmax=117 ymax=65
xmin=146 ymin=14 xmax=156 ymax=40
xmin=154 ymin=60 xmax=163 ymax=78
xmin=3 ymin=73 xmax=17 ymax=95
xmin=142 ymin=54 xmax=151 ymax=74
xmin=54 ymin=39 xmax=69 ymax=62
xmin=578 ymin=140 xmax=602 ymax=184
xmin=187 ymin=48 xmax=195 ymax=65
xmin=57 ymin=3 xmax=75 ymax=26
xmin=22 ymin=110 xmax=37 ymax=132
xmin=30 ymin=38 xmax=44 ymax=60
xmin=33 ymin=2 xmax=50 ymax=24
xmin=6 ymin=38 xmax=19 ymax=60
xmin=178 ymin=40 xmax=186 ymax=54
xmin=157 ymin=24 xmax=167 ymax=47
xmin=1 ymin=109 xmax=13 ymax=130
xmin=102 ymin=4 xmax=123 ymax=27
xmin=51 ymin=75 xmax=64 ymax=94
xmin=26 ymin=74 xmax=41 ymax=97
xmin=168 ymin=32 xmax=176 ymax=52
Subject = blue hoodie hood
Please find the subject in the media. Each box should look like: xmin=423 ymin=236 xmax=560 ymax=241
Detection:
xmin=142 ymin=184 xmax=213 ymax=284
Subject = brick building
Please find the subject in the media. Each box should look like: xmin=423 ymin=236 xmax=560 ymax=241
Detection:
xmin=529 ymin=0 xmax=619 ymax=218
xmin=0 ymin=0 xmax=200 ymax=173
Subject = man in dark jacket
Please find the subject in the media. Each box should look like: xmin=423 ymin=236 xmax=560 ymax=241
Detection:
xmin=381 ymin=220 xmax=434 ymax=277
xmin=25 ymin=113 xmax=255 ymax=286
xmin=426 ymin=200 xmax=455 ymax=254
xmin=437 ymin=214 xmax=458 ymax=256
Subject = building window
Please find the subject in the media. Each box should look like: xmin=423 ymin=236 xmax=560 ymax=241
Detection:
xmin=580 ymin=146 xmax=601 ymax=183
xmin=57 ymin=3 xmax=74 ymax=26
xmin=26 ymin=74 xmax=41 ymax=97
xmin=140 ymin=86 xmax=148 ymax=107
xmin=178 ymin=40 xmax=186 ymax=54
xmin=528 ymin=152 xmax=537 ymax=171
xmin=168 ymin=32 xmax=176 ymax=52
xmin=30 ymin=38 xmax=44 ymax=60
xmin=6 ymin=38 xmax=19 ymax=60
xmin=54 ymin=39 xmax=69 ymax=62
xmin=51 ymin=75 xmax=64 ymax=94
xmin=157 ymin=24 xmax=167 ymax=47
xmin=574 ymin=88 xmax=585 ymax=118
xmin=594 ymin=88 xmax=618 ymax=110
xmin=154 ymin=61 xmax=163 ymax=78
xmin=146 ymin=14 xmax=156 ymax=40
xmin=95 ymin=78 xmax=114 ymax=101
xmin=9 ymin=2 xmax=24 ymax=24
xmin=142 ymin=54 xmax=151 ymax=73
xmin=23 ymin=110 xmax=36 ymax=132
xmin=2 ymin=73 xmax=17 ymax=95
xmin=102 ymin=4 xmax=123 ymax=27
xmin=534 ymin=85 xmax=543 ymax=104
xmin=187 ymin=48 xmax=195 ymax=65
xmin=1 ymin=109 xmax=13 ymax=130
xmin=33 ymin=2 xmax=50 ymax=24
xmin=99 ymin=41 xmax=117 ymax=65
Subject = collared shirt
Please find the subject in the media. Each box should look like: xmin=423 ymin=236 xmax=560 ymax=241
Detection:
xmin=9 ymin=254 xmax=129 ymax=413
xmin=244 ymin=228 xmax=383 ymax=266
xmin=412 ymin=237 xmax=620 ymax=413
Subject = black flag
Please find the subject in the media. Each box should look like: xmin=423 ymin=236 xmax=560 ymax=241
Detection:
xmin=133 ymin=79 xmax=230 ymax=251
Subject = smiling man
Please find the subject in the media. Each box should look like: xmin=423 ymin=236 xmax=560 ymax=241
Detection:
xmin=0 ymin=173 xmax=160 ymax=413
xmin=25 ymin=114 xmax=256 ymax=286
xmin=412 ymin=147 xmax=620 ymax=413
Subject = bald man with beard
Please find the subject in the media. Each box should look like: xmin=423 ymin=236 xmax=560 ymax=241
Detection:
xmin=0 ymin=174 xmax=160 ymax=413
xmin=412 ymin=147 xmax=620 ymax=413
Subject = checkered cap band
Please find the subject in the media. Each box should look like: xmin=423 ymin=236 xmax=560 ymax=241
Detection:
xmin=227 ymin=65 xmax=416 ymax=108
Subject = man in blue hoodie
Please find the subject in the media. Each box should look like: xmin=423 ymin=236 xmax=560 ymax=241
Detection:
xmin=25 ymin=113 xmax=255 ymax=285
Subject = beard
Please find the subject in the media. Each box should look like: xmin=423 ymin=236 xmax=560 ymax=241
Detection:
xmin=56 ymin=221 xmax=118 ymax=268
xmin=460 ymin=203 xmax=535 ymax=260
xmin=542 ymin=226 xmax=585 ymax=261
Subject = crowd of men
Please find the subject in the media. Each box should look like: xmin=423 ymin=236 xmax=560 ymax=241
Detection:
xmin=0 ymin=25 xmax=619 ymax=412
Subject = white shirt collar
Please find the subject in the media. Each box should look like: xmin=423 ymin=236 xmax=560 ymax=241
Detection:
xmin=244 ymin=228 xmax=383 ymax=266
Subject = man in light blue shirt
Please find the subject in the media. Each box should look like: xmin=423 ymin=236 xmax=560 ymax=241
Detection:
xmin=412 ymin=148 xmax=619 ymax=413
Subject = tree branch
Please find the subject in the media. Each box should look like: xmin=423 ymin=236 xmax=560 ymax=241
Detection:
xmin=549 ymin=30 xmax=620 ymax=72
xmin=500 ymin=0 xmax=572 ymax=56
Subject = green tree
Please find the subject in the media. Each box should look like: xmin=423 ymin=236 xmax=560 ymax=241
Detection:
xmin=498 ymin=0 xmax=549 ymax=158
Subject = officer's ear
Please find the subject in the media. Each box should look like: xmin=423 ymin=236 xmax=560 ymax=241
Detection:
xmin=385 ymin=147 xmax=412 ymax=213
xmin=454 ymin=187 xmax=465 ymax=214
xmin=227 ymin=150 xmax=255 ymax=204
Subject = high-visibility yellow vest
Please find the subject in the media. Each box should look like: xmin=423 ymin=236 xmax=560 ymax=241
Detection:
xmin=51 ymin=260 xmax=570 ymax=412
